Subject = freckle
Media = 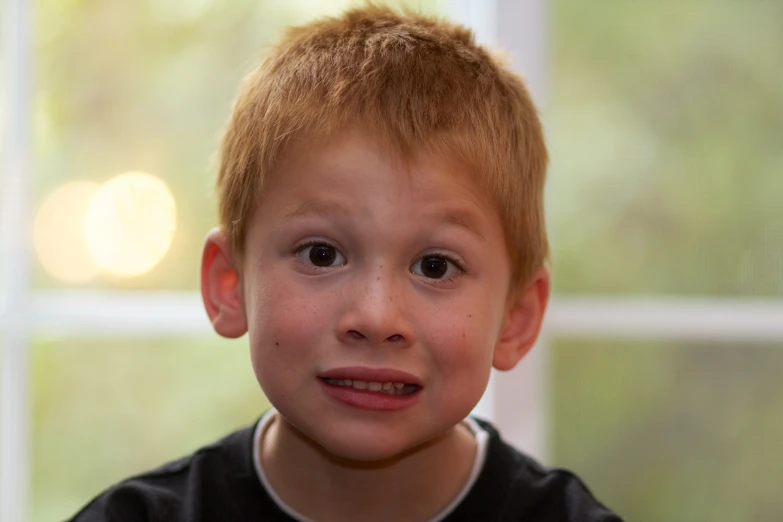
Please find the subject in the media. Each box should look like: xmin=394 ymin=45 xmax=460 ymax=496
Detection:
xmin=468 ymin=314 xmax=472 ymax=318
xmin=275 ymin=342 xmax=279 ymax=346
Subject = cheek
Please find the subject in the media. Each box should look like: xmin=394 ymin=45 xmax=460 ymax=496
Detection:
xmin=429 ymin=297 xmax=501 ymax=381
xmin=245 ymin=278 xmax=331 ymax=385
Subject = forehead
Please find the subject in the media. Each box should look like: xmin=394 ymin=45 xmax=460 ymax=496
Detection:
xmin=264 ymin=129 xmax=496 ymax=213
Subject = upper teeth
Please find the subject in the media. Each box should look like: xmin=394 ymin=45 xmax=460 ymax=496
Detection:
xmin=324 ymin=378 xmax=414 ymax=395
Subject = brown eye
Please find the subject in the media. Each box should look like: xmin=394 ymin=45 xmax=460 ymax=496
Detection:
xmin=411 ymin=255 xmax=462 ymax=280
xmin=310 ymin=245 xmax=336 ymax=266
xmin=420 ymin=257 xmax=448 ymax=278
xmin=296 ymin=242 xmax=346 ymax=269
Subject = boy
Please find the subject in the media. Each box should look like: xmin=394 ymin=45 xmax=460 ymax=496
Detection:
xmin=71 ymin=5 xmax=622 ymax=521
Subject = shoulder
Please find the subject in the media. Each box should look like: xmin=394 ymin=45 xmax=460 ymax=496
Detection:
xmin=67 ymin=422 xmax=265 ymax=522
xmin=453 ymin=418 xmax=623 ymax=522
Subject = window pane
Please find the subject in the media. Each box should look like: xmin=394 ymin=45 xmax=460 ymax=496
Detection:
xmin=31 ymin=336 xmax=268 ymax=522
xmin=550 ymin=1 xmax=783 ymax=295
xmin=32 ymin=0 xmax=442 ymax=291
xmin=552 ymin=339 xmax=783 ymax=521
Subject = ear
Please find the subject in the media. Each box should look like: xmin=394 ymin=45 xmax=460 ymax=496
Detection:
xmin=492 ymin=267 xmax=551 ymax=371
xmin=200 ymin=227 xmax=247 ymax=338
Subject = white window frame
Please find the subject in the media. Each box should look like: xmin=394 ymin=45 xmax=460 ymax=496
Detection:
xmin=1 ymin=0 xmax=32 ymax=521
xmin=2 ymin=1 xmax=783 ymax=521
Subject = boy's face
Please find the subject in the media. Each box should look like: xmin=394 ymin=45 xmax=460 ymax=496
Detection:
xmin=203 ymin=130 xmax=548 ymax=462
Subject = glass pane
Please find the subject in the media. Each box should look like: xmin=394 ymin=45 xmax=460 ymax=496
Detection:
xmin=552 ymin=339 xmax=783 ymax=521
xmin=31 ymin=335 xmax=269 ymax=522
xmin=32 ymin=0 xmax=442 ymax=291
xmin=549 ymin=1 xmax=783 ymax=296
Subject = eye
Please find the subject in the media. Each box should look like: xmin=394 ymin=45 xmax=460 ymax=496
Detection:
xmin=410 ymin=255 xmax=463 ymax=280
xmin=295 ymin=242 xmax=346 ymax=268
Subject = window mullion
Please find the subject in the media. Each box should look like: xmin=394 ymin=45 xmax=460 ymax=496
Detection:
xmin=0 ymin=0 xmax=32 ymax=521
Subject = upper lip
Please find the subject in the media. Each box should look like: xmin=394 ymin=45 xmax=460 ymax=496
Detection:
xmin=319 ymin=366 xmax=423 ymax=387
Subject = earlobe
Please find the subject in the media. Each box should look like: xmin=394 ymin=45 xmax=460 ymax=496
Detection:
xmin=492 ymin=268 xmax=551 ymax=371
xmin=200 ymin=227 xmax=248 ymax=339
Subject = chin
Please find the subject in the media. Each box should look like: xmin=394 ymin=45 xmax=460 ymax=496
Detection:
xmin=321 ymin=438 xmax=416 ymax=464
xmin=311 ymin=424 xmax=428 ymax=464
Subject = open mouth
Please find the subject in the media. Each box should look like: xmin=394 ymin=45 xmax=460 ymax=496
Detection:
xmin=321 ymin=378 xmax=421 ymax=396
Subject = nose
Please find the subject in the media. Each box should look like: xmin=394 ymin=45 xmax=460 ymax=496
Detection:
xmin=336 ymin=268 xmax=412 ymax=347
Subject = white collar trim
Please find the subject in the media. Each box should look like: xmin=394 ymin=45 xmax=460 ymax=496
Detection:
xmin=252 ymin=409 xmax=490 ymax=522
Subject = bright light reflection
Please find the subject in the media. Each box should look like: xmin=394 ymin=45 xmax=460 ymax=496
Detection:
xmin=33 ymin=181 xmax=100 ymax=283
xmin=84 ymin=172 xmax=177 ymax=277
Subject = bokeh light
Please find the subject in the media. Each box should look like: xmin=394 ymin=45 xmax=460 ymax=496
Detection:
xmin=33 ymin=181 xmax=101 ymax=283
xmin=84 ymin=172 xmax=177 ymax=277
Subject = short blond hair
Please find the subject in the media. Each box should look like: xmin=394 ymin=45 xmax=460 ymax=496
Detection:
xmin=217 ymin=4 xmax=548 ymax=288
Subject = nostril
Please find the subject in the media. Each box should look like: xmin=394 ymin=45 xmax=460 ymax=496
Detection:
xmin=348 ymin=330 xmax=365 ymax=340
xmin=386 ymin=334 xmax=404 ymax=342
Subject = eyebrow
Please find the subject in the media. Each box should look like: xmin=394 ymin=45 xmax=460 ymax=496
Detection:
xmin=278 ymin=199 xmax=486 ymax=242
xmin=428 ymin=207 xmax=486 ymax=243
xmin=278 ymin=198 xmax=352 ymax=221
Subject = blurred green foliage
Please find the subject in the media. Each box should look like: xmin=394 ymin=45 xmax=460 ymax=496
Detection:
xmin=13 ymin=0 xmax=783 ymax=521
xmin=548 ymin=0 xmax=783 ymax=296
xmin=553 ymin=340 xmax=783 ymax=522
xmin=31 ymin=336 xmax=268 ymax=521
xmin=547 ymin=2 xmax=783 ymax=520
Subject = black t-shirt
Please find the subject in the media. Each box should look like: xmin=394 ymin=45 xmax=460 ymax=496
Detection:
xmin=68 ymin=417 xmax=622 ymax=522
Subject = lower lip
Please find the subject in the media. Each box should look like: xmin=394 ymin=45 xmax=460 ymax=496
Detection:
xmin=318 ymin=379 xmax=421 ymax=411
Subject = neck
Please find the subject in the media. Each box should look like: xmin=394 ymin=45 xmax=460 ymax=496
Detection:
xmin=260 ymin=413 xmax=478 ymax=522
